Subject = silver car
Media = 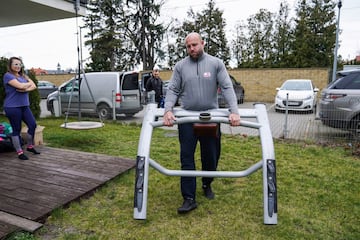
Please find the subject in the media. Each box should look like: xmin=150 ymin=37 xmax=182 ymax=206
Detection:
xmin=162 ymin=80 xmax=180 ymax=106
xmin=319 ymin=70 xmax=360 ymax=136
xmin=46 ymin=71 xmax=143 ymax=119
xmin=37 ymin=80 xmax=58 ymax=99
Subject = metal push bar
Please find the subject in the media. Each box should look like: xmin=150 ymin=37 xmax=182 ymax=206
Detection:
xmin=133 ymin=103 xmax=277 ymax=224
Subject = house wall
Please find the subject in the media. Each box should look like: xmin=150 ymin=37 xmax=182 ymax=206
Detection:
xmin=37 ymin=68 xmax=330 ymax=103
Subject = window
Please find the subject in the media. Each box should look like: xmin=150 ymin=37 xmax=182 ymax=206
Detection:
xmin=335 ymin=73 xmax=360 ymax=90
xmin=122 ymin=73 xmax=139 ymax=90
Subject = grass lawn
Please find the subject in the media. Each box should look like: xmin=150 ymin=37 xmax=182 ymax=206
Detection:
xmin=2 ymin=116 xmax=359 ymax=240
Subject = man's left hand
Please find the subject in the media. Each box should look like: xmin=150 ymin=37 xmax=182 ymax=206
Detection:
xmin=229 ymin=113 xmax=241 ymax=126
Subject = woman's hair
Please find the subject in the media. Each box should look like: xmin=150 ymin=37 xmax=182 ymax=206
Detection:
xmin=8 ymin=56 xmax=25 ymax=76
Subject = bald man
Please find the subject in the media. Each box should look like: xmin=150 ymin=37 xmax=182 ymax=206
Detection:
xmin=163 ymin=32 xmax=240 ymax=214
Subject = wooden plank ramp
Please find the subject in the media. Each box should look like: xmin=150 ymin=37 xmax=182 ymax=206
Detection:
xmin=0 ymin=146 xmax=135 ymax=239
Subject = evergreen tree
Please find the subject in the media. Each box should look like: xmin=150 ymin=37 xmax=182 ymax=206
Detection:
xmin=169 ymin=0 xmax=230 ymax=67
xmin=27 ymin=70 xmax=41 ymax=119
xmin=292 ymin=0 xmax=310 ymax=67
xmin=246 ymin=9 xmax=274 ymax=68
xmin=0 ymin=57 xmax=8 ymax=112
xmin=308 ymin=0 xmax=336 ymax=67
xmin=196 ymin=0 xmax=230 ymax=66
xmin=229 ymin=0 xmax=337 ymax=68
xmin=292 ymin=0 xmax=336 ymax=67
xmin=272 ymin=1 xmax=294 ymax=67
xmin=83 ymin=0 xmax=165 ymax=71
xmin=83 ymin=0 xmax=337 ymax=70
xmin=83 ymin=0 xmax=125 ymax=71
xmin=231 ymin=22 xmax=249 ymax=68
xmin=164 ymin=19 xmax=183 ymax=69
xmin=122 ymin=0 xmax=166 ymax=70
xmin=167 ymin=10 xmax=200 ymax=68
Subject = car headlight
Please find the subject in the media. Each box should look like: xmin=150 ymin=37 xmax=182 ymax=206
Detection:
xmin=303 ymin=95 xmax=312 ymax=100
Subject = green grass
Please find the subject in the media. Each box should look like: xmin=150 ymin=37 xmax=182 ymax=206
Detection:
xmin=2 ymin=116 xmax=359 ymax=240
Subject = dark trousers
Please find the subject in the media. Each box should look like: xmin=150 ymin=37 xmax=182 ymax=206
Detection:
xmin=4 ymin=106 xmax=37 ymax=137
xmin=178 ymin=123 xmax=221 ymax=200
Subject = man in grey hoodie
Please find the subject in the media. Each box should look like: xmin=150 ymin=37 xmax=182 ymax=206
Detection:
xmin=163 ymin=32 xmax=241 ymax=214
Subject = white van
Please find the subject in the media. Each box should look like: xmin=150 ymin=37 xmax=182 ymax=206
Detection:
xmin=46 ymin=71 xmax=143 ymax=119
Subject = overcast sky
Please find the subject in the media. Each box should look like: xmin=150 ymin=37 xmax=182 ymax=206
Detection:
xmin=0 ymin=0 xmax=358 ymax=70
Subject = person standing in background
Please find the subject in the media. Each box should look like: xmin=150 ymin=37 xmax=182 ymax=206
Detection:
xmin=2 ymin=57 xmax=40 ymax=160
xmin=146 ymin=66 xmax=164 ymax=108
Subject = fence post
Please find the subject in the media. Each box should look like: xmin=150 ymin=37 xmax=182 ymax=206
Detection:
xmin=283 ymin=93 xmax=289 ymax=138
xmin=112 ymin=90 xmax=116 ymax=121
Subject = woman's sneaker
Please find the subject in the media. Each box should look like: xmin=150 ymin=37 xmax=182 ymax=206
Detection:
xmin=18 ymin=153 xmax=29 ymax=160
xmin=27 ymin=147 xmax=40 ymax=154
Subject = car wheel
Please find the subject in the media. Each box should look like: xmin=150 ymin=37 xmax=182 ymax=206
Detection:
xmin=239 ymin=95 xmax=244 ymax=104
xmin=350 ymin=115 xmax=360 ymax=138
xmin=97 ymin=103 xmax=112 ymax=119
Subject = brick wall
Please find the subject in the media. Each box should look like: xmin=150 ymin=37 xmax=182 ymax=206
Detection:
xmin=38 ymin=68 xmax=330 ymax=103
xmin=228 ymin=68 xmax=329 ymax=102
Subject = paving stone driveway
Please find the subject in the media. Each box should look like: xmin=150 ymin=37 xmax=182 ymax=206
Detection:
xmin=220 ymin=102 xmax=352 ymax=142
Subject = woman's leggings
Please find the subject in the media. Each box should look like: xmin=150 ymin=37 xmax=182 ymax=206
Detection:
xmin=4 ymin=106 xmax=37 ymax=152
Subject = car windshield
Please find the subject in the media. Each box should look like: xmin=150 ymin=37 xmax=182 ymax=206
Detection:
xmin=62 ymin=79 xmax=79 ymax=92
xmin=281 ymin=81 xmax=311 ymax=91
xmin=327 ymin=77 xmax=343 ymax=88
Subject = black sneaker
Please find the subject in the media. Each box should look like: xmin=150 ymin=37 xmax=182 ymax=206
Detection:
xmin=18 ymin=153 xmax=29 ymax=160
xmin=27 ymin=147 xmax=40 ymax=154
xmin=203 ymin=185 xmax=215 ymax=199
xmin=177 ymin=198 xmax=197 ymax=214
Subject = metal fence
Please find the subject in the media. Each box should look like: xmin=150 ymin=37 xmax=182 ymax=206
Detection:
xmin=222 ymin=102 xmax=359 ymax=148
xmin=40 ymin=97 xmax=359 ymax=153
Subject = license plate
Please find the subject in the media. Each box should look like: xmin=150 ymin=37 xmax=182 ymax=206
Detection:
xmin=288 ymin=101 xmax=298 ymax=106
xmin=125 ymin=95 xmax=137 ymax=100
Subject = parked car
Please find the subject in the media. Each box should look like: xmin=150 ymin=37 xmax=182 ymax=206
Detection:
xmin=162 ymin=79 xmax=170 ymax=97
xmin=46 ymin=71 xmax=143 ymax=119
xmin=162 ymin=80 xmax=180 ymax=106
xmin=218 ymin=75 xmax=245 ymax=108
xmin=337 ymin=68 xmax=360 ymax=77
xmin=274 ymin=79 xmax=319 ymax=113
xmin=318 ymin=70 xmax=360 ymax=136
xmin=37 ymin=80 xmax=58 ymax=99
